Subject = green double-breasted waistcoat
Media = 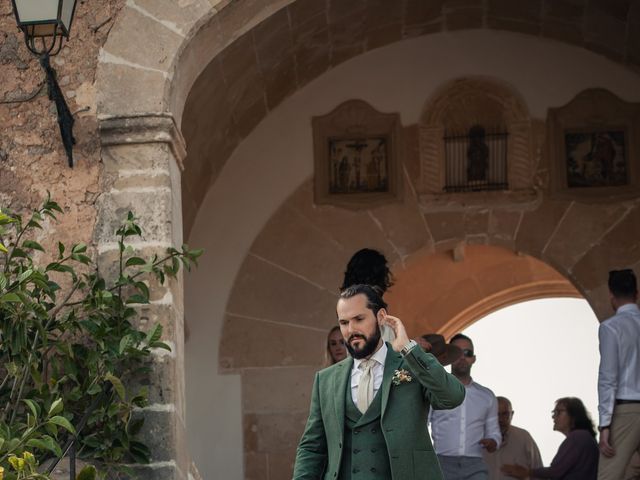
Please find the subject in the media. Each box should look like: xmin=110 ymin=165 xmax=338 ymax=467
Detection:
xmin=293 ymin=343 xmax=465 ymax=480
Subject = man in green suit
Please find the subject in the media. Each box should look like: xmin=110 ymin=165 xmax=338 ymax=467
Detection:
xmin=293 ymin=284 xmax=465 ymax=479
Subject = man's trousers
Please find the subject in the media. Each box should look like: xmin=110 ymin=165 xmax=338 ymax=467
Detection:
xmin=599 ymin=403 xmax=640 ymax=480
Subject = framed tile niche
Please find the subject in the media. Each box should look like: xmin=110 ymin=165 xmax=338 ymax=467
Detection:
xmin=547 ymin=89 xmax=640 ymax=199
xmin=312 ymin=100 xmax=402 ymax=208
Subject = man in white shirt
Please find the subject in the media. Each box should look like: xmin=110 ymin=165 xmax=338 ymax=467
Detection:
xmin=598 ymin=268 xmax=640 ymax=480
xmin=430 ymin=333 xmax=501 ymax=480
xmin=483 ymin=396 xmax=542 ymax=479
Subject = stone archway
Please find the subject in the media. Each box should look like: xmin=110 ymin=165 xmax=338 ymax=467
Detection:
xmin=93 ymin=1 xmax=640 ymax=479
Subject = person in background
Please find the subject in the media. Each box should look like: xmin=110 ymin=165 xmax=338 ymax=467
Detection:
xmin=502 ymin=397 xmax=599 ymax=480
xmin=341 ymin=248 xmax=396 ymax=343
xmin=483 ymin=396 xmax=542 ymax=480
xmin=429 ymin=333 xmax=501 ymax=479
xmin=340 ymin=248 xmax=393 ymax=294
xmin=597 ymin=269 xmax=640 ymax=480
xmin=325 ymin=325 xmax=348 ymax=366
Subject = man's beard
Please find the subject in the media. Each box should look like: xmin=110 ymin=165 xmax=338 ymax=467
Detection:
xmin=345 ymin=323 xmax=381 ymax=359
xmin=451 ymin=361 xmax=470 ymax=377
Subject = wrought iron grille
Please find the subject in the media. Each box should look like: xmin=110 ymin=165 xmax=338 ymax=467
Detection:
xmin=443 ymin=128 xmax=509 ymax=193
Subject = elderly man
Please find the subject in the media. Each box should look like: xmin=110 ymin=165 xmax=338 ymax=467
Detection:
xmin=293 ymin=284 xmax=465 ymax=479
xmin=483 ymin=396 xmax=542 ymax=479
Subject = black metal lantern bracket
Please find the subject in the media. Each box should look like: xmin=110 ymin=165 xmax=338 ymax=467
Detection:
xmin=11 ymin=0 xmax=78 ymax=168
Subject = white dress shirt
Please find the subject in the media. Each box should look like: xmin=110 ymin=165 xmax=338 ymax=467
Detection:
xmin=351 ymin=342 xmax=387 ymax=405
xmin=598 ymin=303 xmax=640 ymax=427
xmin=429 ymin=379 xmax=501 ymax=457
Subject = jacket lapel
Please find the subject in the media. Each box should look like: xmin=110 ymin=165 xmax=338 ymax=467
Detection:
xmin=333 ymin=357 xmax=353 ymax=429
xmin=381 ymin=343 xmax=402 ymax=417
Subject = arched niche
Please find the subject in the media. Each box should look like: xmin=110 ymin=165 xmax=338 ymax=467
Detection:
xmin=418 ymin=77 xmax=535 ymax=195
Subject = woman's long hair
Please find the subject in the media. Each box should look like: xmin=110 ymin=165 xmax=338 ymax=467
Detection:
xmin=556 ymin=397 xmax=597 ymax=438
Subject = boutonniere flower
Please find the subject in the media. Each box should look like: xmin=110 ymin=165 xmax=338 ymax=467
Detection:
xmin=392 ymin=368 xmax=412 ymax=385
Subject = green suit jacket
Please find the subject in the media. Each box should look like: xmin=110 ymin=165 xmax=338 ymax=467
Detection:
xmin=293 ymin=343 xmax=465 ymax=479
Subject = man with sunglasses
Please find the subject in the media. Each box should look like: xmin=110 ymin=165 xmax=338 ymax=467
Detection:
xmin=597 ymin=269 xmax=640 ymax=480
xmin=429 ymin=333 xmax=501 ymax=480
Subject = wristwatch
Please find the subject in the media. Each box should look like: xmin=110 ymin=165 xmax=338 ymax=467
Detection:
xmin=400 ymin=339 xmax=418 ymax=356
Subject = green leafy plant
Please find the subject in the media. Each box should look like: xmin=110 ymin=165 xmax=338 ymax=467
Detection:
xmin=0 ymin=197 xmax=202 ymax=479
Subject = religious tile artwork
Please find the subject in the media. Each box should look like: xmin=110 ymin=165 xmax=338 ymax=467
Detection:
xmin=313 ymin=100 xmax=401 ymax=207
xmin=329 ymin=136 xmax=388 ymax=194
xmin=565 ymin=130 xmax=627 ymax=188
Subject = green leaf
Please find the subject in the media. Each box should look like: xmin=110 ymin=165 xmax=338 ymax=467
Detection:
xmin=119 ymin=335 xmax=135 ymax=354
xmin=22 ymin=240 xmax=44 ymax=252
xmin=86 ymin=383 xmax=102 ymax=395
xmin=150 ymin=341 xmax=171 ymax=351
xmin=145 ymin=324 xmax=163 ymax=345
xmin=125 ymin=257 xmax=146 ymax=267
xmin=72 ymin=243 xmax=87 ymax=253
xmin=76 ymin=465 xmax=97 ymax=480
xmin=29 ymin=435 xmax=62 ymax=457
xmin=125 ymin=294 xmax=148 ymax=304
xmin=0 ymin=242 xmax=7 ymax=254
xmin=48 ymin=398 xmax=64 ymax=416
xmin=136 ymin=281 xmax=150 ymax=299
xmin=106 ymin=373 xmax=126 ymax=401
xmin=26 ymin=437 xmax=51 ymax=452
xmin=18 ymin=268 xmax=33 ymax=283
xmin=0 ymin=273 xmax=7 ymax=290
xmin=48 ymin=415 xmax=76 ymax=434
xmin=58 ymin=241 xmax=65 ymax=258
xmin=1 ymin=292 xmax=21 ymax=303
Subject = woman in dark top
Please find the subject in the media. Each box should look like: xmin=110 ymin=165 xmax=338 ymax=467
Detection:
xmin=502 ymin=397 xmax=599 ymax=480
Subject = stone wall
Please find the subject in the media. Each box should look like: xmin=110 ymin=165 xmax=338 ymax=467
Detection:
xmin=0 ymin=0 xmax=124 ymax=249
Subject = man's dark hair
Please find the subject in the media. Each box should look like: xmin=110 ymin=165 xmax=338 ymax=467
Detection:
xmin=339 ymin=284 xmax=388 ymax=316
xmin=608 ymin=269 xmax=638 ymax=298
xmin=556 ymin=397 xmax=596 ymax=438
xmin=450 ymin=333 xmax=474 ymax=350
xmin=340 ymin=248 xmax=393 ymax=293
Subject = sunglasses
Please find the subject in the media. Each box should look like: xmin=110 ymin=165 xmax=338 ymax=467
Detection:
xmin=462 ymin=349 xmax=474 ymax=358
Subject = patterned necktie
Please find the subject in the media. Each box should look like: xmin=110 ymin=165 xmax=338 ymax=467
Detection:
xmin=356 ymin=359 xmax=376 ymax=413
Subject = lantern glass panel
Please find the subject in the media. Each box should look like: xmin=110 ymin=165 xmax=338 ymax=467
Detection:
xmin=13 ymin=0 xmax=76 ymax=37
xmin=13 ymin=0 xmax=58 ymax=26
xmin=60 ymin=0 xmax=76 ymax=35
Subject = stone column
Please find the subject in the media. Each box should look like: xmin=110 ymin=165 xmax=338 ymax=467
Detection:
xmin=97 ymin=114 xmax=188 ymax=480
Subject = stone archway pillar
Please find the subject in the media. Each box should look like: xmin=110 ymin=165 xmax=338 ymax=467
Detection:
xmin=97 ymin=114 xmax=188 ymax=480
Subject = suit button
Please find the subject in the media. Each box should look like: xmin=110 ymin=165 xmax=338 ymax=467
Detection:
xmin=339 ymin=442 xmax=342 ymax=448
xmin=354 ymin=449 xmax=360 ymax=454
xmin=354 ymin=429 xmax=360 ymax=435
xmin=333 ymin=473 xmax=337 ymax=478
xmin=371 ymin=428 xmax=377 ymax=433
xmin=352 ymin=468 xmax=360 ymax=474
xmin=371 ymin=448 xmax=377 ymax=453
xmin=370 ymin=468 xmax=377 ymax=473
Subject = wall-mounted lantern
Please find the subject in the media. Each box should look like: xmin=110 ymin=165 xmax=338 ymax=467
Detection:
xmin=11 ymin=0 xmax=79 ymax=167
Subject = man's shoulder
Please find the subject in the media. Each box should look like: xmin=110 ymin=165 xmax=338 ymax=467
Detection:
xmin=602 ymin=304 xmax=640 ymax=327
xmin=509 ymin=425 xmax=535 ymax=441
xmin=469 ymin=380 xmax=496 ymax=398
xmin=318 ymin=358 xmax=351 ymax=378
